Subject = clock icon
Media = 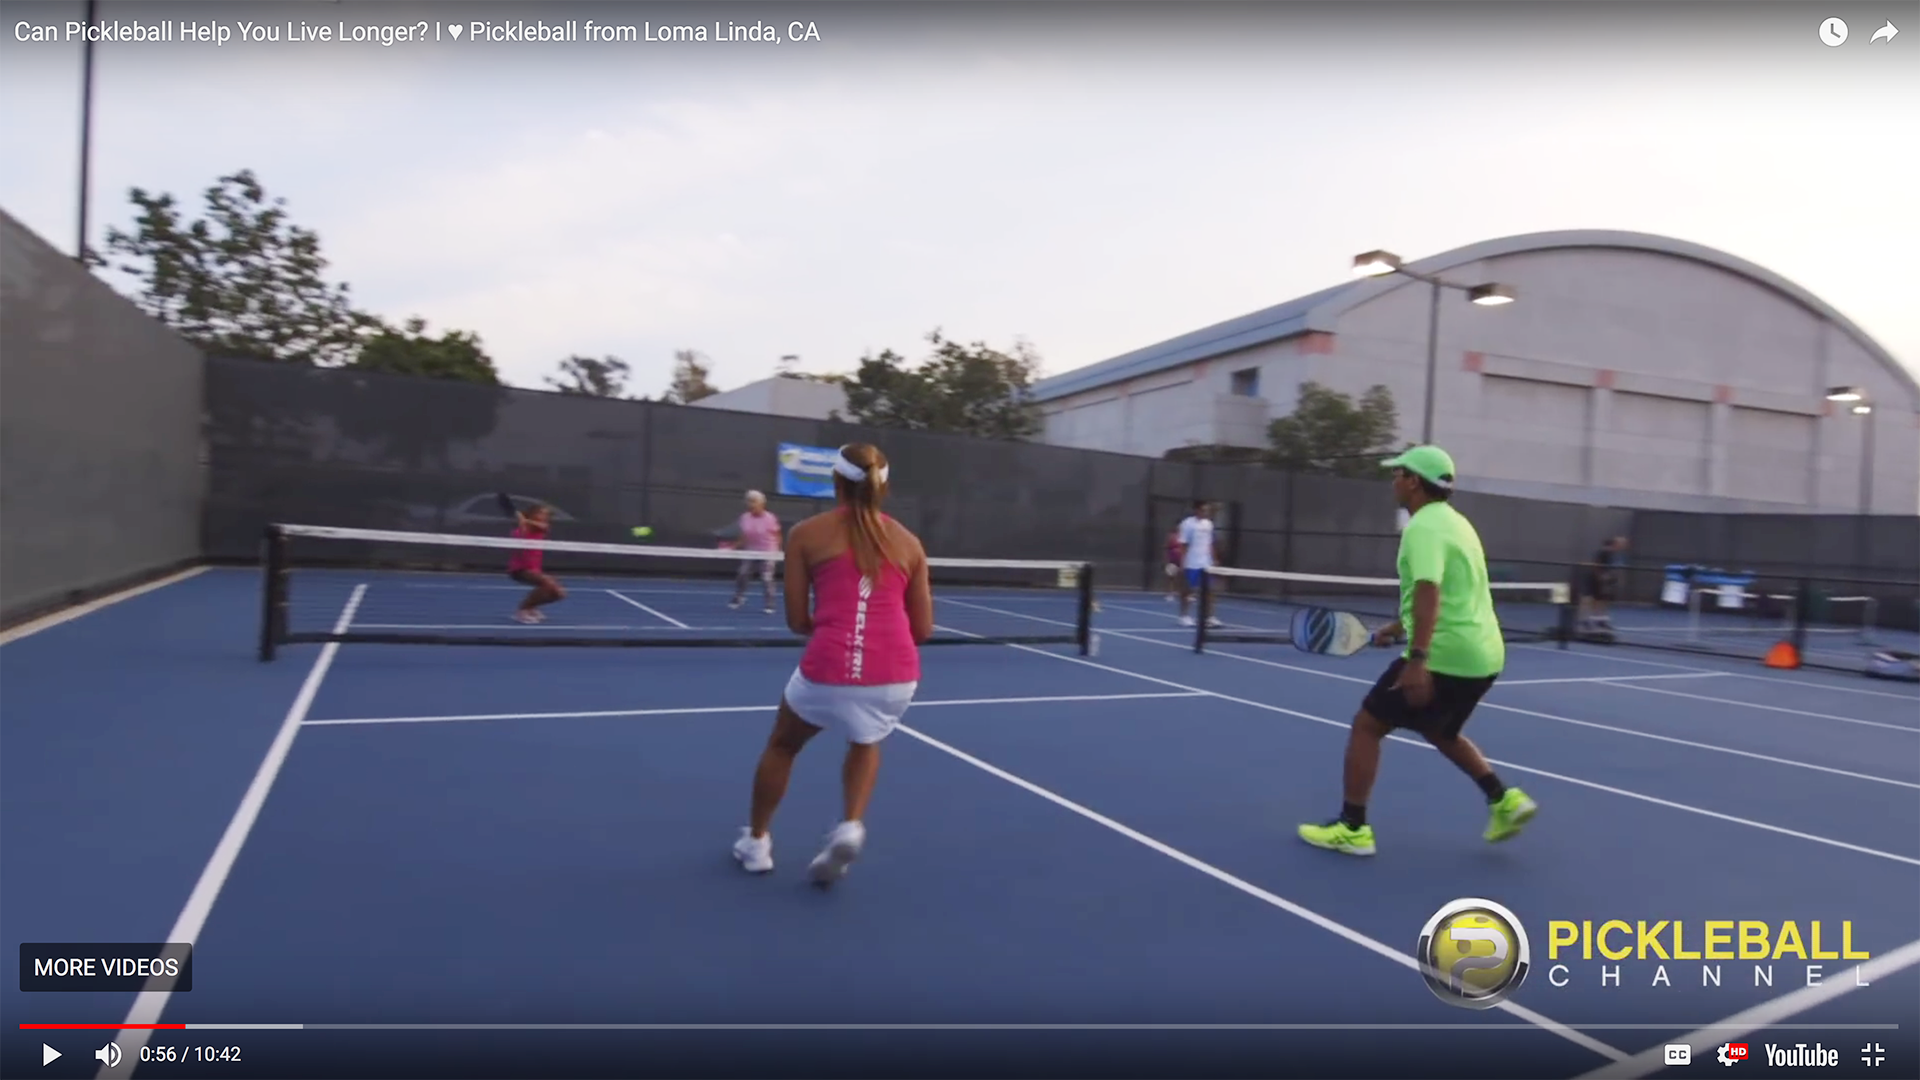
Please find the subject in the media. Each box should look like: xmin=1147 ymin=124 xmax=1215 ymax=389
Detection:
xmin=1820 ymin=17 xmax=1849 ymax=46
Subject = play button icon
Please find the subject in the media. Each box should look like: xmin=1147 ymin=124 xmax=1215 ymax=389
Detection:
xmin=43 ymin=1044 xmax=61 ymax=1065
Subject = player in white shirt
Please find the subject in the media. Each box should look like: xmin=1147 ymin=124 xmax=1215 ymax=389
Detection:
xmin=1176 ymin=501 xmax=1223 ymax=628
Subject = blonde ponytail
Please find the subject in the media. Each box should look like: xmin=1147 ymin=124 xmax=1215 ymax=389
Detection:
xmin=833 ymin=443 xmax=904 ymax=579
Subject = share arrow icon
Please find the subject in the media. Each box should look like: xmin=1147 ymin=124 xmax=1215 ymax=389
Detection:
xmin=1871 ymin=21 xmax=1898 ymax=42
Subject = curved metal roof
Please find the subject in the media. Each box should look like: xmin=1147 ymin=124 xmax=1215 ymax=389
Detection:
xmin=1030 ymin=229 xmax=1916 ymax=405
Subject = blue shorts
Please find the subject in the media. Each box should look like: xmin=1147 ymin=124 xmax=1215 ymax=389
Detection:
xmin=1185 ymin=568 xmax=1206 ymax=588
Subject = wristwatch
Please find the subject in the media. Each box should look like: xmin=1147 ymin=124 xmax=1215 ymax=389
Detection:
xmin=1407 ymin=647 xmax=1428 ymax=662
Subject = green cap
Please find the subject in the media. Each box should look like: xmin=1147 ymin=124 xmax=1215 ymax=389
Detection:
xmin=1381 ymin=445 xmax=1456 ymax=488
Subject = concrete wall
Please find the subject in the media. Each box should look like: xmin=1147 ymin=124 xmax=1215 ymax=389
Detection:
xmin=1327 ymin=247 xmax=1919 ymax=513
xmin=1041 ymin=335 xmax=1329 ymax=455
xmin=690 ymin=375 xmax=846 ymax=420
xmin=0 ymin=209 xmax=206 ymax=623
xmin=1043 ymin=246 xmax=1919 ymax=514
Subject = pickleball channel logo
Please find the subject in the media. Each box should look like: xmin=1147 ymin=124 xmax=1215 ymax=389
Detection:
xmin=1417 ymin=898 xmax=1531 ymax=1008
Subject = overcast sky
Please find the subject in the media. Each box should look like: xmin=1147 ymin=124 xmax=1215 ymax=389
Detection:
xmin=4 ymin=1 xmax=1915 ymax=398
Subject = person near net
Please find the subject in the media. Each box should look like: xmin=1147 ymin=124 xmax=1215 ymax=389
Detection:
xmin=728 ymin=490 xmax=783 ymax=614
xmin=1177 ymin=501 xmax=1224 ymax=629
xmin=1578 ymin=535 xmax=1628 ymax=634
xmin=1297 ymin=446 xmax=1537 ymax=857
xmin=506 ymin=503 xmax=566 ymax=624
xmin=733 ymin=443 xmax=933 ymax=884
xmin=1163 ymin=527 xmax=1185 ymax=603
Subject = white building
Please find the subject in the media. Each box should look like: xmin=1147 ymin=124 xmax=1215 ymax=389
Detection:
xmin=1032 ymin=231 xmax=1919 ymax=515
xmin=691 ymin=375 xmax=846 ymax=420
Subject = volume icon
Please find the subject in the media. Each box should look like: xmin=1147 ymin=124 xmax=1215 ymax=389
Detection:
xmin=94 ymin=1042 xmax=122 ymax=1067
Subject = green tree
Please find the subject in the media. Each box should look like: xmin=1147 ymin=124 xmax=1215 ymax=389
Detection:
xmin=546 ymin=354 xmax=633 ymax=397
xmin=662 ymin=349 xmax=719 ymax=403
xmin=838 ymin=330 xmax=1043 ymax=439
xmin=352 ymin=316 xmax=500 ymax=383
xmin=99 ymin=169 xmax=376 ymax=365
xmin=1266 ymin=382 xmax=1401 ymax=477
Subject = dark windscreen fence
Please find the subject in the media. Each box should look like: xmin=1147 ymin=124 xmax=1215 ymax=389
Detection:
xmin=1630 ymin=510 xmax=1920 ymax=585
xmin=205 ymin=357 xmax=1914 ymax=669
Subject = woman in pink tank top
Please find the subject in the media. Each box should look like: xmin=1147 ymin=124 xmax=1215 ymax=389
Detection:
xmin=505 ymin=504 xmax=567 ymax=624
xmin=732 ymin=443 xmax=933 ymax=886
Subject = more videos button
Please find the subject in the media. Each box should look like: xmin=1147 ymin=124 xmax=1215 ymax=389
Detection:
xmin=17 ymin=943 xmax=193 ymax=992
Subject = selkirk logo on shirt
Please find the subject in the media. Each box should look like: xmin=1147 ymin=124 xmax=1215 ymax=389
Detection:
xmin=848 ymin=574 xmax=873 ymax=681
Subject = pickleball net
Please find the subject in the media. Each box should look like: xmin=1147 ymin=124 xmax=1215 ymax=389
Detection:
xmin=1192 ymin=566 xmax=1573 ymax=651
xmin=259 ymin=524 xmax=1095 ymax=659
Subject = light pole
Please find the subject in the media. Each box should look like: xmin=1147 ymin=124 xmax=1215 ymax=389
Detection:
xmin=1352 ymin=249 xmax=1515 ymax=445
xmin=1825 ymin=386 xmax=1876 ymax=514
xmin=77 ymin=0 xmax=98 ymax=263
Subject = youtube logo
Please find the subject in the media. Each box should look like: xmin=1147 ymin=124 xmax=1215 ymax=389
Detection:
xmin=1717 ymin=1042 xmax=1750 ymax=1066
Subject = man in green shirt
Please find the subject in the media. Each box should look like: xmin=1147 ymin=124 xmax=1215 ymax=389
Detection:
xmin=1298 ymin=446 xmax=1538 ymax=857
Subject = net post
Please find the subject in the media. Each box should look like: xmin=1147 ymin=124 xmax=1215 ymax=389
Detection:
xmin=1792 ymin=578 xmax=1811 ymax=655
xmin=1140 ymin=494 xmax=1157 ymax=592
xmin=259 ymin=525 xmax=286 ymax=662
xmin=1560 ymin=562 xmax=1578 ymax=649
xmin=1194 ymin=570 xmax=1211 ymax=653
xmin=1076 ymin=562 xmax=1095 ymax=656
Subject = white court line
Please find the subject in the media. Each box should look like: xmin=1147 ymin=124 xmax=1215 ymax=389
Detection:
xmin=1600 ymin=681 xmax=1920 ymax=734
xmin=603 ymin=589 xmax=691 ymax=629
xmin=939 ymin=599 xmax=1920 ymax=868
xmin=0 ymin=566 xmax=210 ymax=646
xmin=1495 ymin=673 xmax=1728 ymax=687
xmin=305 ymin=692 xmax=1208 ymax=728
xmin=1213 ymin=649 xmax=1920 ymax=788
xmin=96 ymin=585 xmax=365 ymax=1080
xmin=1575 ymin=935 xmax=1920 ymax=1079
xmin=1510 ymin=643 xmax=1920 ymax=701
xmin=895 ymin=723 xmax=1628 ymax=1065
xmin=967 ymin=600 xmax=1920 ymax=792
xmin=354 ymin=623 xmax=658 ymax=631
xmin=347 ymin=623 xmax=795 ymax=632
xmin=1721 ymin=672 xmax=1920 ymax=702
xmin=1487 ymin=701 xmax=1919 ymax=791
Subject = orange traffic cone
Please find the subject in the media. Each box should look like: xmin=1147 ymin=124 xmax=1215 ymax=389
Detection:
xmin=1763 ymin=640 xmax=1801 ymax=669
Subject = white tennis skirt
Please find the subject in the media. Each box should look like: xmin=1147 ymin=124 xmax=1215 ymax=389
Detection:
xmin=783 ymin=670 xmax=917 ymax=745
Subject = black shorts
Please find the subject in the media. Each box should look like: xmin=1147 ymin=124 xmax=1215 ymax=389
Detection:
xmin=1361 ymin=657 xmax=1498 ymax=741
xmin=1586 ymin=570 xmax=1617 ymax=602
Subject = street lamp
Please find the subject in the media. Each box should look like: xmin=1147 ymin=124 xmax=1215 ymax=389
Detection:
xmin=77 ymin=0 xmax=99 ymax=263
xmin=1825 ymin=386 xmax=1876 ymax=513
xmin=1351 ymin=249 xmax=1517 ymax=444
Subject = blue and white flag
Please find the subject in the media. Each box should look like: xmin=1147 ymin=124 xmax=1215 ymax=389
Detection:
xmin=775 ymin=443 xmax=839 ymax=497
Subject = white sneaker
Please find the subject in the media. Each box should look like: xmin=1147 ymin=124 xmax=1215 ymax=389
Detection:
xmin=728 ymin=598 xmax=744 ymax=611
xmin=513 ymin=610 xmax=539 ymax=624
xmin=764 ymin=604 xmax=776 ymax=615
xmin=1179 ymin=615 xmax=1195 ymax=627
xmin=1207 ymin=617 xmax=1224 ymax=628
xmin=732 ymin=828 xmax=773 ymax=873
xmin=807 ymin=821 xmax=865 ymax=885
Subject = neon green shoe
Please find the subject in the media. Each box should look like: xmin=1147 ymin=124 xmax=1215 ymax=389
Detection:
xmin=1484 ymin=788 xmax=1538 ymax=842
xmin=1298 ymin=819 xmax=1376 ymax=856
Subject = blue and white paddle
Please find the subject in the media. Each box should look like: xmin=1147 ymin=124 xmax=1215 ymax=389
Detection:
xmin=1289 ymin=606 xmax=1385 ymax=657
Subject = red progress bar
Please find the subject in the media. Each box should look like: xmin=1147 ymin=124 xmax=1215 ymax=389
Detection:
xmin=20 ymin=1024 xmax=185 ymax=1029
xmin=19 ymin=1014 xmax=185 ymax=1022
